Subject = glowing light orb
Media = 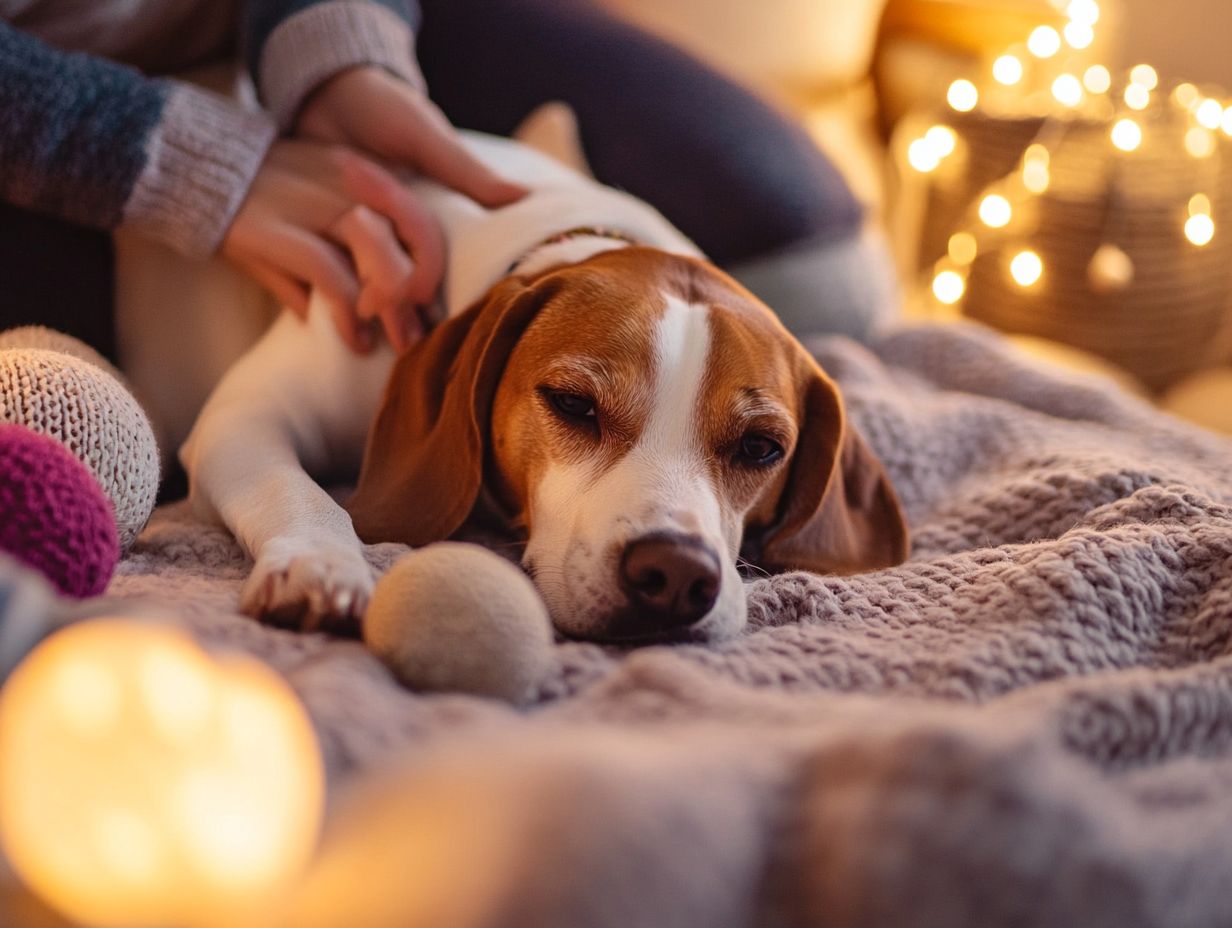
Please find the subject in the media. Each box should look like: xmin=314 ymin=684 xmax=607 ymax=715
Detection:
xmin=1066 ymin=0 xmax=1101 ymax=26
xmin=1028 ymin=26 xmax=1062 ymax=59
xmin=925 ymin=125 xmax=958 ymax=157
xmin=1196 ymin=99 xmax=1224 ymax=130
xmin=948 ymin=79 xmax=979 ymax=112
xmin=1111 ymin=118 xmax=1143 ymax=152
xmin=907 ymin=138 xmax=940 ymax=172
xmin=1189 ymin=194 xmax=1213 ymax=216
xmin=1083 ymin=65 xmax=1112 ymax=94
xmin=1063 ymin=22 xmax=1094 ymax=49
xmin=932 ymin=270 xmax=966 ymax=305
xmin=1185 ymin=214 xmax=1215 ymax=246
xmin=948 ymin=232 xmax=978 ymax=265
xmin=993 ymin=55 xmax=1024 ymax=85
xmin=1087 ymin=243 xmax=1134 ymax=293
xmin=1010 ymin=250 xmax=1044 ymax=287
xmin=0 ymin=620 xmax=324 ymax=928
xmin=1186 ymin=127 xmax=1216 ymax=159
xmin=1052 ymin=74 xmax=1084 ymax=107
xmin=1129 ymin=64 xmax=1159 ymax=91
xmin=1173 ymin=83 xmax=1200 ymax=110
xmin=1124 ymin=84 xmax=1150 ymax=111
xmin=979 ymin=194 xmax=1013 ymax=228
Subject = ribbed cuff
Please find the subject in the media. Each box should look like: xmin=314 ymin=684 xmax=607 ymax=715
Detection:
xmin=120 ymin=83 xmax=276 ymax=258
xmin=258 ymin=1 xmax=423 ymax=131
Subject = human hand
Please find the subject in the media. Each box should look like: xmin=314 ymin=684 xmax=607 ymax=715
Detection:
xmin=295 ymin=65 xmax=528 ymax=210
xmin=221 ymin=138 xmax=442 ymax=353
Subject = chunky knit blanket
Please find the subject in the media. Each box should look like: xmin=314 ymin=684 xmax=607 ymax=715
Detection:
xmin=108 ymin=323 xmax=1232 ymax=928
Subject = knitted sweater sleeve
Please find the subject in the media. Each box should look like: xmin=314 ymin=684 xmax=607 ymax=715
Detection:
xmin=244 ymin=0 xmax=424 ymax=130
xmin=0 ymin=21 xmax=276 ymax=258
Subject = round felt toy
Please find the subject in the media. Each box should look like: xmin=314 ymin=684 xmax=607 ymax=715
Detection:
xmin=0 ymin=334 xmax=158 ymax=551
xmin=0 ymin=424 xmax=120 ymax=598
xmin=364 ymin=543 xmax=555 ymax=704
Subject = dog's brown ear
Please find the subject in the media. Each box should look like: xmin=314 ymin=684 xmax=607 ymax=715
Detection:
xmin=346 ymin=277 xmax=558 ymax=545
xmin=746 ymin=358 xmax=909 ymax=575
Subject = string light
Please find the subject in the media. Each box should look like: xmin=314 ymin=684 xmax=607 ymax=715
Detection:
xmin=979 ymin=194 xmax=1013 ymax=228
xmin=1010 ymin=250 xmax=1044 ymax=286
xmin=1124 ymin=84 xmax=1150 ymax=110
xmin=1222 ymin=109 xmax=1232 ymax=137
xmin=1083 ymin=65 xmax=1112 ymax=94
xmin=1063 ymin=22 xmax=1094 ymax=49
xmin=1188 ymin=194 xmax=1212 ymax=216
xmin=1195 ymin=99 xmax=1224 ymax=130
xmin=1185 ymin=127 xmax=1216 ymax=158
xmin=1129 ymin=65 xmax=1159 ymax=90
xmin=1052 ymin=74 xmax=1084 ymax=107
xmin=1027 ymin=26 xmax=1062 ymax=59
xmin=908 ymin=139 xmax=941 ymax=172
xmin=948 ymin=232 xmax=979 ymax=265
xmin=993 ymin=55 xmax=1025 ymax=85
xmin=925 ymin=125 xmax=958 ymax=157
xmin=1066 ymin=0 xmax=1101 ymax=26
xmin=1111 ymin=118 xmax=1143 ymax=152
xmin=948 ymin=79 xmax=979 ymax=112
xmin=932 ymin=270 xmax=966 ymax=304
xmin=1023 ymin=159 xmax=1051 ymax=194
xmin=1173 ymin=83 xmax=1201 ymax=110
xmin=1185 ymin=213 xmax=1215 ymax=246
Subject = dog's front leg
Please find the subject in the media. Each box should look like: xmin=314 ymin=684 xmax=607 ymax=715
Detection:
xmin=181 ymin=308 xmax=393 ymax=634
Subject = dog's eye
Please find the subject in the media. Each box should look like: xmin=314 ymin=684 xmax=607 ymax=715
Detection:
xmin=736 ymin=433 xmax=784 ymax=467
xmin=544 ymin=389 xmax=597 ymax=423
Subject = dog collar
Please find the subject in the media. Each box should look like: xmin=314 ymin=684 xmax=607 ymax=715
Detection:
xmin=506 ymin=226 xmax=640 ymax=276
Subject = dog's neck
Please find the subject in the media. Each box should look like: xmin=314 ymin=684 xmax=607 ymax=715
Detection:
xmin=506 ymin=228 xmax=639 ymax=279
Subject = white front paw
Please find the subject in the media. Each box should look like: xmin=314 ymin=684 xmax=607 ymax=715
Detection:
xmin=242 ymin=542 xmax=375 ymax=635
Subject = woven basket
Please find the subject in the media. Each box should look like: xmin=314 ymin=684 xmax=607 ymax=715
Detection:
xmin=914 ymin=110 xmax=1232 ymax=392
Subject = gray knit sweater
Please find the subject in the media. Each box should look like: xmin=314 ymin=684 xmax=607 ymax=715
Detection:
xmin=0 ymin=0 xmax=423 ymax=257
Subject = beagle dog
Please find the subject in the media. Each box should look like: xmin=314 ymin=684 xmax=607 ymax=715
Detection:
xmin=181 ymin=132 xmax=908 ymax=642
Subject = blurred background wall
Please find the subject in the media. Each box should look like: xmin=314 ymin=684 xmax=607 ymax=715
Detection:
xmin=1117 ymin=0 xmax=1232 ymax=87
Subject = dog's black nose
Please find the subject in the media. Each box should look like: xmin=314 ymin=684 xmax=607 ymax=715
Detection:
xmin=619 ymin=532 xmax=721 ymax=627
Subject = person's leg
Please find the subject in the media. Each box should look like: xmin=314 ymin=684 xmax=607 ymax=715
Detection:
xmin=416 ymin=0 xmax=897 ymax=338
xmin=0 ymin=202 xmax=117 ymax=360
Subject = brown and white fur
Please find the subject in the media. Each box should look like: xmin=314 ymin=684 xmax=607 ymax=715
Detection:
xmin=171 ymin=132 xmax=907 ymax=642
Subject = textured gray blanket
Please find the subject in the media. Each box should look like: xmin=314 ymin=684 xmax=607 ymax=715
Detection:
xmin=110 ymin=323 xmax=1232 ymax=928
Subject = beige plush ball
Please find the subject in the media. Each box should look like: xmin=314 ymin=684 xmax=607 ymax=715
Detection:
xmin=0 ymin=342 xmax=159 ymax=551
xmin=364 ymin=543 xmax=555 ymax=704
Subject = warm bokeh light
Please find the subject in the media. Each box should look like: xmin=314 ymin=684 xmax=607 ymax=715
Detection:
xmin=1185 ymin=127 xmax=1216 ymax=158
xmin=979 ymin=194 xmax=1013 ymax=228
xmin=1189 ymin=193 xmax=1212 ymax=216
xmin=993 ymin=54 xmax=1024 ymax=86
xmin=1124 ymin=84 xmax=1150 ymax=111
xmin=908 ymin=138 xmax=940 ymax=172
xmin=948 ymin=232 xmax=978 ymax=265
xmin=1066 ymin=0 xmax=1101 ymax=26
xmin=1129 ymin=64 xmax=1159 ymax=91
xmin=1063 ymin=22 xmax=1094 ymax=49
xmin=1185 ymin=213 xmax=1215 ymax=246
xmin=932 ymin=270 xmax=966 ymax=304
xmin=1111 ymin=118 xmax=1143 ymax=152
xmin=1027 ymin=26 xmax=1062 ymax=58
xmin=1196 ymin=99 xmax=1224 ymax=130
xmin=1052 ymin=74 xmax=1084 ymax=107
xmin=1083 ymin=65 xmax=1112 ymax=94
xmin=925 ymin=125 xmax=958 ymax=157
xmin=1173 ymin=83 xmax=1200 ymax=110
xmin=948 ymin=79 xmax=979 ymax=112
xmin=1222 ymin=109 xmax=1232 ymax=137
xmin=1023 ymin=160 xmax=1051 ymax=194
xmin=0 ymin=620 xmax=325 ymax=928
xmin=1010 ymin=250 xmax=1044 ymax=287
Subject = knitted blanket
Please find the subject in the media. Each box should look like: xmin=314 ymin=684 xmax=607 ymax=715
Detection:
xmin=109 ymin=322 xmax=1232 ymax=928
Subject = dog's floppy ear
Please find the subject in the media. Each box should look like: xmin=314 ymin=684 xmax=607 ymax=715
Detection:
xmin=746 ymin=358 xmax=909 ymax=575
xmin=346 ymin=277 xmax=558 ymax=545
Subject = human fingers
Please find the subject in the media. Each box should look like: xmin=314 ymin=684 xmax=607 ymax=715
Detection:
xmin=338 ymin=154 xmax=447 ymax=308
xmin=330 ymin=204 xmax=421 ymax=352
xmin=392 ymin=99 xmax=528 ymax=208
xmin=261 ymin=223 xmax=368 ymax=352
xmin=232 ymin=256 xmax=311 ymax=318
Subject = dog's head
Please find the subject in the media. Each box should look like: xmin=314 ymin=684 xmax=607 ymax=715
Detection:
xmin=347 ymin=248 xmax=907 ymax=642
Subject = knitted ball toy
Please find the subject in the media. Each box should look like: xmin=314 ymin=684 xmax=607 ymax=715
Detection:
xmin=364 ymin=543 xmax=555 ymax=704
xmin=0 ymin=328 xmax=159 ymax=551
xmin=0 ymin=424 xmax=120 ymax=598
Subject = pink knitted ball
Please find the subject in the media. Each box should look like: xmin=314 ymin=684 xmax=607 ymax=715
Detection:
xmin=0 ymin=424 xmax=119 ymax=598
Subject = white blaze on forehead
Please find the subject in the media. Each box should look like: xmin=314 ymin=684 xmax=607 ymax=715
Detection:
xmin=643 ymin=293 xmax=711 ymax=457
